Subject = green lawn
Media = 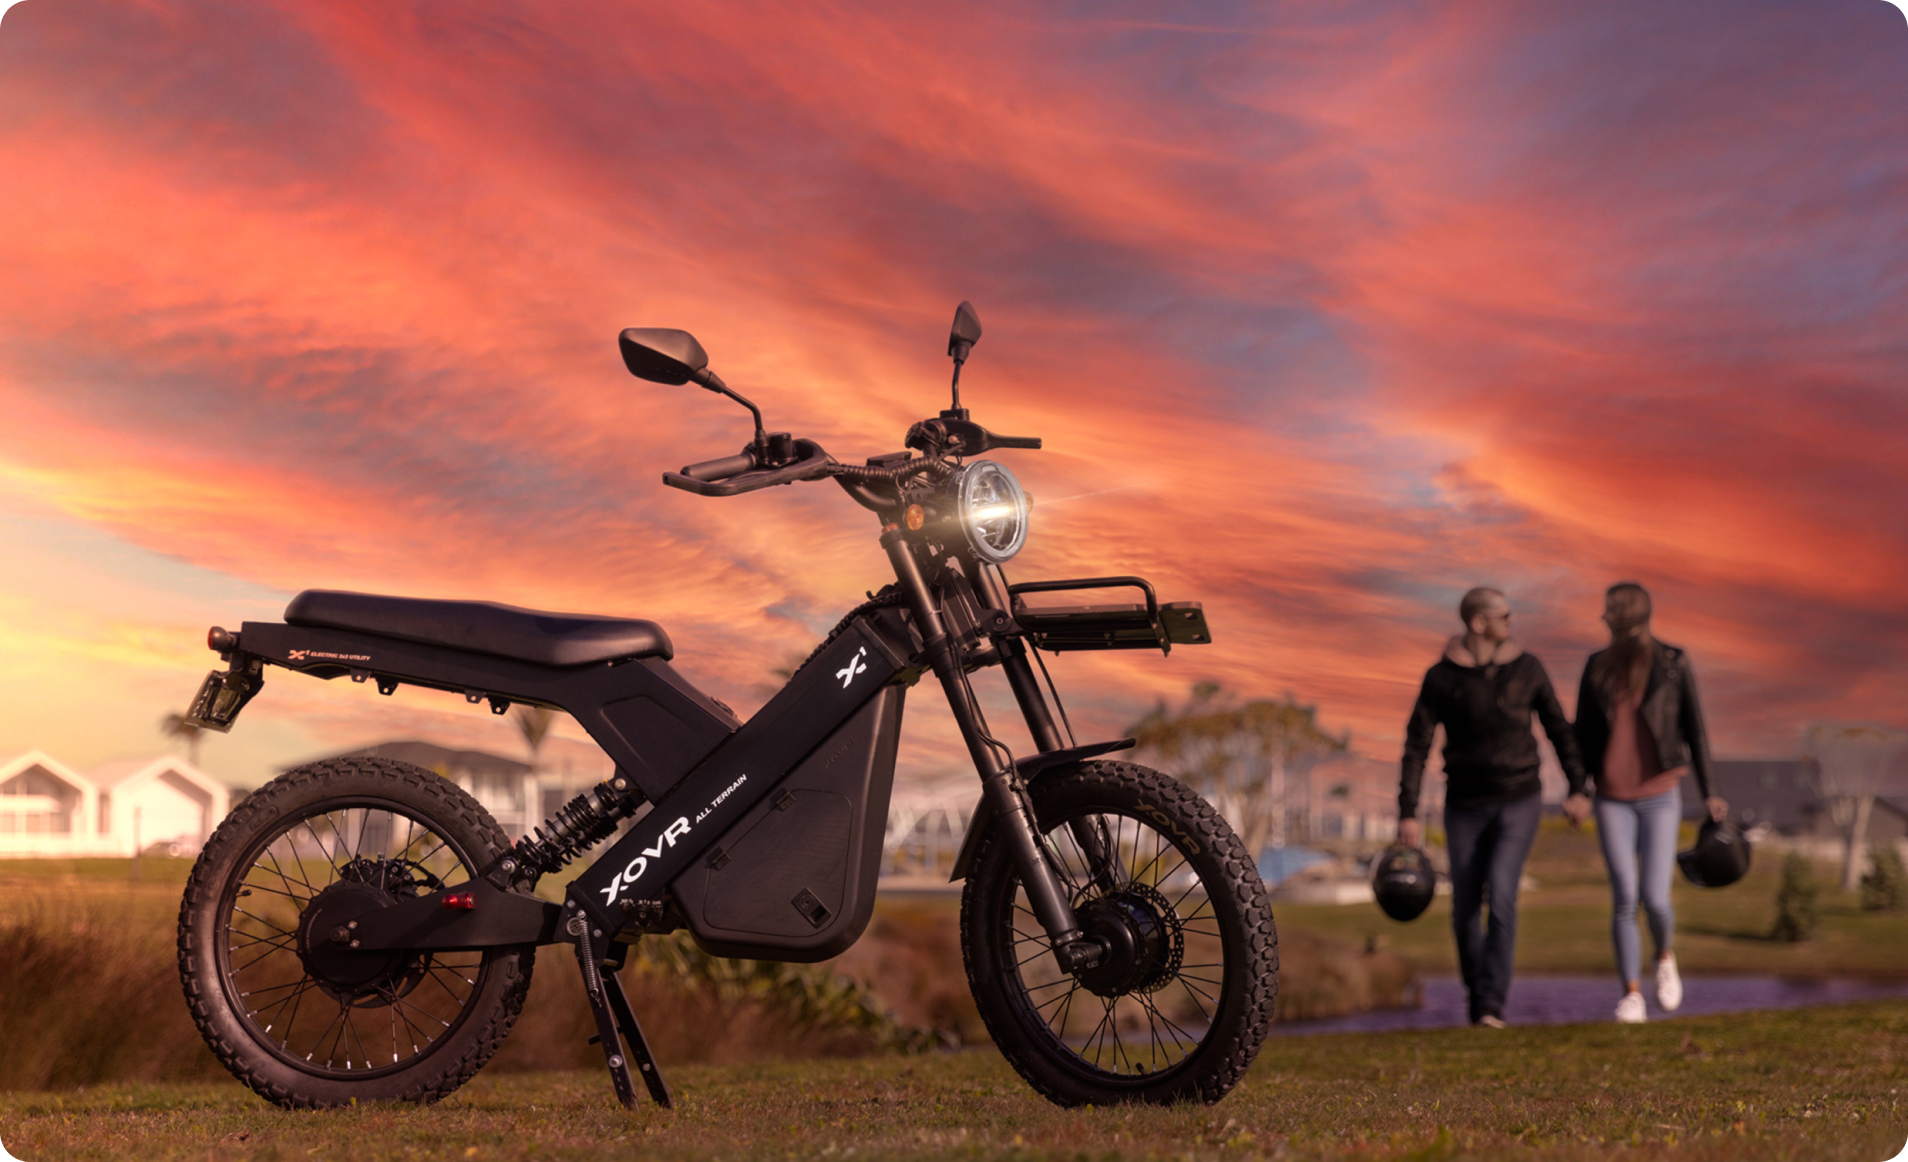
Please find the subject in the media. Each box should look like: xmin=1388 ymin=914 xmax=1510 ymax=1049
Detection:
xmin=1290 ymin=822 xmax=1908 ymax=981
xmin=2 ymin=1001 xmax=1904 ymax=1161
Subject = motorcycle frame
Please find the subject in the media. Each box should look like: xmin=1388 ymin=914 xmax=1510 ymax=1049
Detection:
xmin=210 ymin=520 xmax=1117 ymax=966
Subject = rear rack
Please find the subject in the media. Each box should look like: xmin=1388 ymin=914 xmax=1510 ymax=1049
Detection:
xmin=1008 ymin=576 xmax=1210 ymax=654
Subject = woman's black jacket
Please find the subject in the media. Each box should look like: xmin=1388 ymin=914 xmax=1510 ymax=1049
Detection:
xmin=1573 ymin=640 xmax=1715 ymax=800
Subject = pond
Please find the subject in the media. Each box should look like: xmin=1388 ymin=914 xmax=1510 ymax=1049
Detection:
xmin=1273 ymin=974 xmax=1908 ymax=1035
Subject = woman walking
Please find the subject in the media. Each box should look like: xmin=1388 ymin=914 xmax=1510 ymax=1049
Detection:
xmin=1567 ymin=582 xmax=1727 ymax=1024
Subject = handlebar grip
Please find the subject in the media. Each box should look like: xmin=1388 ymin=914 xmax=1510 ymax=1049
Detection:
xmin=681 ymin=453 xmax=756 ymax=482
xmin=662 ymin=438 xmax=833 ymax=497
xmin=990 ymin=435 xmax=1042 ymax=450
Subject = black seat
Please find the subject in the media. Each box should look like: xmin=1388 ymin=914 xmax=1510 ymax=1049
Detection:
xmin=285 ymin=590 xmax=673 ymax=667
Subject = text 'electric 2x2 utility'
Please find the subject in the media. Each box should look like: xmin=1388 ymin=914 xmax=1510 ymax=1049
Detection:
xmin=177 ymin=303 xmax=1277 ymax=1109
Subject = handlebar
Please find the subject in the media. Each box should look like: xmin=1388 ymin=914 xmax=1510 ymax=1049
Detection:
xmin=680 ymin=453 xmax=757 ymax=482
xmin=662 ymin=439 xmax=833 ymax=496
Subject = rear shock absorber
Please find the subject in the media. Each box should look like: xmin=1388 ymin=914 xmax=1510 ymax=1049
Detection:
xmin=509 ymin=775 xmax=645 ymax=879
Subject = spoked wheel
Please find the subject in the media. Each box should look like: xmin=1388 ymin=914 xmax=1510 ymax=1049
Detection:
xmin=961 ymin=761 xmax=1276 ymax=1106
xmin=178 ymin=757 xmax=534 ymax=1108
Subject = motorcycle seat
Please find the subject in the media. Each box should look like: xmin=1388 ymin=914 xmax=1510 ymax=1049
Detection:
xmin=284 ymin=590 xmax=673 ymax=667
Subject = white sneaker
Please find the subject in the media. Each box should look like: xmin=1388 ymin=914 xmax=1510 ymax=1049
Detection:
xmin=1615 ymin=991 xmax=1647 ymax=1024
xmin=1655 ymin=955 xmax=1683 ymax=1012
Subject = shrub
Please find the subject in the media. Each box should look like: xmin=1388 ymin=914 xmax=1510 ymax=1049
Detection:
xmin=1770 ymin=851 xmax=1821 ymax=942
xmin=1860 ymin=843 xmax=1908 ymax=912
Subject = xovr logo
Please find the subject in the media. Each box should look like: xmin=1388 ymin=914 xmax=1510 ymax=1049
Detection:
xmin=836 ymin=645 xmax=869 ymax=689
xmin=598 ymin=816 xmax=690 ymax=906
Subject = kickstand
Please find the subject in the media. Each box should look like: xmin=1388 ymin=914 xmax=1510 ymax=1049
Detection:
xmin=601 ymin=942 xmax=672 ymax=1108
xmin=571 ymin=922 xmax=673 ymax=1109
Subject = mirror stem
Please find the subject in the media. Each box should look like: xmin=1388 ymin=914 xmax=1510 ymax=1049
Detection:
xmin=696 ymin=369 xmax=768 ymax=454
xmin=950 ymin=359 xmax=964 ymax=415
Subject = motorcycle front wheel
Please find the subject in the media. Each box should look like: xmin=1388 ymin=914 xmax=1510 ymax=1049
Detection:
xmin=177 ymin=757 xmax=534 ymax=1108
xmin=961 ymin=760 xmax=1276 ymax=1106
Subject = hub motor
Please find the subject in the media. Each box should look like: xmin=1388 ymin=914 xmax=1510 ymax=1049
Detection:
xmin=1071 ymin=882 xmax=1184 ymax=998
xmin=293 ymin=860 xmax=437 ymax=1004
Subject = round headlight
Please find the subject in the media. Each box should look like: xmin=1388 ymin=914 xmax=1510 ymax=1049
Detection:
xmin=953 ymin=460 xmax=1029 ymax=564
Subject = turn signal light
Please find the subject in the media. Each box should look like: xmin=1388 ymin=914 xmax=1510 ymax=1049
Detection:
xmin=207 ymin=626 xmax=238 ymax=652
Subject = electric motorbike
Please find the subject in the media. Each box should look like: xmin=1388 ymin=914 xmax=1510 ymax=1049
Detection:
xmin=176 ymin=302 xmax=1277 ymax=1110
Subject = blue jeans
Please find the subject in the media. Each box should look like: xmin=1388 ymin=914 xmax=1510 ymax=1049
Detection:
xmin=1445 ymin=792 xmax=1543 ymax=1022
xmin=1594 ymin=788 xmax=1681 ymax=987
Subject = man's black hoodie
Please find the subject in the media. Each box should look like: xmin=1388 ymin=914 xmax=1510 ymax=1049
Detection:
xmin=1399 ymin=636 xmax=1587 ymax=819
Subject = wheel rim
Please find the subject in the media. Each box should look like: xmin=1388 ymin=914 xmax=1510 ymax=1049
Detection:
xmin=214 ymin=797 xmax=493 ymax=1078
xmin=997 ymin=805 xmax=1230 ymax=1082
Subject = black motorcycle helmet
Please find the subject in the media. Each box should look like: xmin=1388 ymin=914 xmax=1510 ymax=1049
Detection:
xmin=1372 ymin=844 xmax=1437 ymax=921
xmin=1677 ymin=817 xmax=1752 ymax=887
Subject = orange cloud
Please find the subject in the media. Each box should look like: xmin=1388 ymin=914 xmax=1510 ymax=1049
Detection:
xmin=1 ymin=0 xmax=1903 ymax=788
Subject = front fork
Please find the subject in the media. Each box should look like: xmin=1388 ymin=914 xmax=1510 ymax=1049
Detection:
xmin=880 ymin=529 xmax=1103 ymax=973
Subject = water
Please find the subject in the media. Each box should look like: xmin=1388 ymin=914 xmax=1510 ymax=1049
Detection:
xmin=1273 ymin=975 xmax=1908 ymax=1036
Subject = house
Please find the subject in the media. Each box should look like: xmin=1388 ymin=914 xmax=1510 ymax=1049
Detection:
xmin=1307 ymin=753 xmax=1407 ymax=844
xmin=1680 ymin=758 xmax=1908 ymax=844
xmin=0 ymin=751 xmax=230 ymax=857
xmin=89 ymin=756 xmax=232 ymax=856
xmin=0 ymin=751 xmax=97 ymax=855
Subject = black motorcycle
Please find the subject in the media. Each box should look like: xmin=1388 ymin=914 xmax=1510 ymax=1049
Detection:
xmin=176 ymin=303 xmax=1276 ymax=1110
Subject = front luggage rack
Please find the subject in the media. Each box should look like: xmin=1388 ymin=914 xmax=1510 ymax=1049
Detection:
xmin=1008 ymin=576 xmax=1210 ymax=655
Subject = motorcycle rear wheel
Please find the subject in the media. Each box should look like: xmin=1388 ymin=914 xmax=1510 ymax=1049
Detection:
xmin=960 ymin=760 xmax=1276 ymax=1106
xmin=177 ymin=757 xmax=534 ymax=1108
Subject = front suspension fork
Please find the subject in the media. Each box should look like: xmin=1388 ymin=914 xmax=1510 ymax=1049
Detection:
xmin=881 ymin=529 xmax=1102 ymax=972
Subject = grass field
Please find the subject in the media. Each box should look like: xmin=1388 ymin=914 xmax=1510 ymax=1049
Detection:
xmin=0 ymin=854 xmax=1420 ymax=1092
xmin=2 ymin=826 xmax=1905 ymax=1159
xmin=1291 ymin=821 xmax=1908 ymax=981
xmin=2 ymin=1000 xmax=1904 ymax=1161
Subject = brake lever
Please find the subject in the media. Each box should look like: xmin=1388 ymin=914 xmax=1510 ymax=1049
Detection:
xmin=904 ymin=417 xmax=1042 ymax=458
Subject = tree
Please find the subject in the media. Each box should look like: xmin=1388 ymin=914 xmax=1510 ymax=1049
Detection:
xmin=1770 ymin=851 xmax=1820 ymax=942
xmin=513 ymin=705 xmax=556 ymax=771
xmin=1860 ymin=842 xmax=1907 ymax=913
xmin=158 ymin=711 xmax=203 ymax=767
xmin=1128 ymin=683 xmax=1347 ymax=858
xmin=1804 ymin=723 xmax=1908 ymax=893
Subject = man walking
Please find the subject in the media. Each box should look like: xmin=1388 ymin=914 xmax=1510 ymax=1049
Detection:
xmin=1398 ymin=587 xmax=1586 ymax=1027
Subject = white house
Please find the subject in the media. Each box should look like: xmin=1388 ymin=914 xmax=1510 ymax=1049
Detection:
xmin=89 ymin=756 xmax=232 ymax=857
xmin=0 ymin=751 xmax=98 ymax=855
xmin=0 ymin=751 xmax=230 ymax=858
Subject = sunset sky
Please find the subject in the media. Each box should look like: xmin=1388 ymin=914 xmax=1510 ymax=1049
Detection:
xmin=1 ymin=0 xmax=1904 ymax=795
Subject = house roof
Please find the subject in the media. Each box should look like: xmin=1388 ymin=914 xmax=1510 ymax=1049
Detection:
xmin=0 ymin=750 xmax=93 ymax=793
xmin=89 ymin=756 xmax=229 ymax=796
xmin=1679 ymin=759 xmax=1819 ymax=829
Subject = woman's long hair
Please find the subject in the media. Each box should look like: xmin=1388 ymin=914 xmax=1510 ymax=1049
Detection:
xmin=1592 ymin=582 xmax=1655 ymax=701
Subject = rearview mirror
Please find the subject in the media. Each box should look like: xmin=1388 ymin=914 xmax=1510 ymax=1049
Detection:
xmin=947 ymin=301 xmax=982 ymax=364
xmin=618 ymin=328 xmax=710 ymax=385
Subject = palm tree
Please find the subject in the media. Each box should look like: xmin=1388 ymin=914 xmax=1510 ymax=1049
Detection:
xmin=159 ymin=711 xmax=204 ymax=767
xmin=513 ymin=705 xmax=556 ymax=771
